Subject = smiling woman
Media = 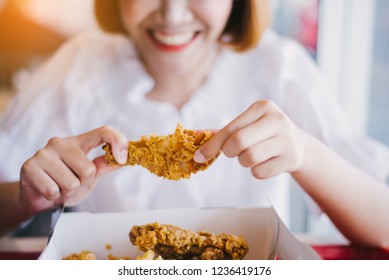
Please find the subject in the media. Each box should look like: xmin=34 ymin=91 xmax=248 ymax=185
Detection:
xmin=115 ymin=0 xmax=237 ymax=108
xmin=95 ymin=0 xmax=271 ymax=52
xmin=0 ymin=0 xmax=388 ymax=250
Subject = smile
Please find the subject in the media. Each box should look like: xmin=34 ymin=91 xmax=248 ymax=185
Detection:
xmin=148 ymin=30 xmax=199 ymax=52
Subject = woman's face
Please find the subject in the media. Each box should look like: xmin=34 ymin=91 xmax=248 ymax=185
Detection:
xmin=119 ymin=0 xmax=233 ymax=77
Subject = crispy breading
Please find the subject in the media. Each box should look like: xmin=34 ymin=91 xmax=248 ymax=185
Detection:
xmin=62 ymin=250 xmax=97 ymax=260
xmin=129 ymin=222 xmax=249 ymax=260
xmin=103 ymin=123 xmax=219 ymax=180
xmin=62 ymin=251 xmax=150 ymax=260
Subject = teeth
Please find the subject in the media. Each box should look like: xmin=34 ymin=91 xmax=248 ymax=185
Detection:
xmin=153 ymin=32 xmax=195 ymax=46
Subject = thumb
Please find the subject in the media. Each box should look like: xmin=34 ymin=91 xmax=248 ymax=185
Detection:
xmin=73 ymin=126 xmax=128 ymax=164
xmin=93 ymin=155 xmax=121 ymax=177
xmin=194 ymin=129 xmax=226 ymax=163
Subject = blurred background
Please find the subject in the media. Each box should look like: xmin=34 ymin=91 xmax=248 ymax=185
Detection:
xmin=0 ymin=0 xmax=388 ymax=234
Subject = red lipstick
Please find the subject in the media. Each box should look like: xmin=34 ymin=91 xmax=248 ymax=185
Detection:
xmin=148 ymin=32 xmax=199 ymax=52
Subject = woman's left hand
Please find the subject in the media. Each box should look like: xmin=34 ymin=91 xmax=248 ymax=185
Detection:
xmin=194 ymin=100 xmax=306 ymax=179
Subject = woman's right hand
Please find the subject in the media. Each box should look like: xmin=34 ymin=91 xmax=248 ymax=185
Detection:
xmin=19 ymin=126 xmax=128 ymax=214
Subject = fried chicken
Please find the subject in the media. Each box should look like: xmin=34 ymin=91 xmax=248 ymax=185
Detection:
xmin=103 ymin=123 xmax=219 ymax=180
xmin=129 ymin=222 xmax=249 ymax=260
xmin=62 ymin=250 xmax=97 ymax=260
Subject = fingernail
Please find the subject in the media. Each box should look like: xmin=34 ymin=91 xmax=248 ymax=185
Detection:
xmin=118 ymin=149 xmax=128 ymax=165
xmin=194 ymin=150 xmax=206 ymax=163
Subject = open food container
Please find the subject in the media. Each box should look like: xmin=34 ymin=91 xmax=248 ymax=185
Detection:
xmin=39 ymin=207 xmax=321 ymax=260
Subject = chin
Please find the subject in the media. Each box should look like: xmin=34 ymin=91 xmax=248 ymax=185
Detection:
xmin=147 ymin=57 xmax=193 ymax=77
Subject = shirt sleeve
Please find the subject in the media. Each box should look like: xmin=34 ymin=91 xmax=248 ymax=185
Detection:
xmin=0 ymin=32 xmax=135 ymax=182
xmin=273 ymin=37 xmax=389 ymax=182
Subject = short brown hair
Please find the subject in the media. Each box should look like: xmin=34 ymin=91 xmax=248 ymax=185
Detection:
xmin=94 ymin=0 xmax=271 ymax=52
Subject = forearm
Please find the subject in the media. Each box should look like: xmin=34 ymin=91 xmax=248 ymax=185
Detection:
xmin=292 ymin=132 xmax=389 ymax=249
xmin=0 ymin=182 xmax=35 ymax=236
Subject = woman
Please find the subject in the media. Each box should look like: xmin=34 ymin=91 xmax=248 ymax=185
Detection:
xmin=0 ymin=0 xmax=388 ymax=248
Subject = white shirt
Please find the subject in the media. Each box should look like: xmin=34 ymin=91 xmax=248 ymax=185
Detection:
xmin=1 ymin=30 xmax=388 ymax=226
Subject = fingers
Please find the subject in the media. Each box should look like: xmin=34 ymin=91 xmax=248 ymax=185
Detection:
xmin=194 ymin=100 xmax=274 ymax=163
xmin=237 ymin=138 xmax=280 ymax=168
xmin=74 ymin=126 xmax=128 ymax=165
xmin=222 ymin=117 xmax=279 ymax=158
xmin=40 ymin=158 xmax=81 ymax=198
xmin=250 ymin=157 xmax=292 ymax=179
xmin=23 ymin=148 xmax=95 ymax=201
xmin=194 ymin=99 xmax=304 ymax=182
xmin=21 ymin=160 xmax=61 ymax=201
xmin=44 ymin=137 xmax=98 ymax=192
xmin=20 ymin=126 xmax=128 ymax=211
xmin=59 ymin=147 xmax=97 ymax=191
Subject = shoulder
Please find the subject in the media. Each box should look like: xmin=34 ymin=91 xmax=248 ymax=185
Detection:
xmin=15 ymin=32 xmax=136 ymax=92
xmin=50 ymin=31 xmax=135 ymax=71
xmin=227 ymin=29 xmax=325 ymax=103
xmin=62 ymin=31 xmax=134 ymax=57
xmin=246 ymin=29 xmax=318 ymax=78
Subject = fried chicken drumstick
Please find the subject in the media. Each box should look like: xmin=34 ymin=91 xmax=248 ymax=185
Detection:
xmin=103 ymin=123 xmax=219 ymax=180
xmin=129 ymin=222 xmax=249 ymax=260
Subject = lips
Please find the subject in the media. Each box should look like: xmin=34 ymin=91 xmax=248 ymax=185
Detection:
xmin=148 ymin=30 xmax=199 ymax=52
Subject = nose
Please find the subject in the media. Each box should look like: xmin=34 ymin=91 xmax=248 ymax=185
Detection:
xmin=159 ymin=0 xmax=192 ymax=25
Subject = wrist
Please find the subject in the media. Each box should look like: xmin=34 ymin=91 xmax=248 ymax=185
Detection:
xmin=290 ymin=130 xmax=319 ymax=178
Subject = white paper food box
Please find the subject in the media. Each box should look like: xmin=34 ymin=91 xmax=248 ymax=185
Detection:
xmin=39 ymin=207 xmax=321 ymax=260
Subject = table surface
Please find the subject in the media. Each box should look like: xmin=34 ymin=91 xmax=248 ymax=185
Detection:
xmin=1 ymin=235 xmax=388 ymax=260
